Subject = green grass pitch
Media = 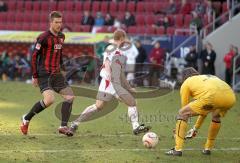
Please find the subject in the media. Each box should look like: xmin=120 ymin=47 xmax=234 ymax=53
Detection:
xmin=0 ymin=82 xmax=240 ymax=163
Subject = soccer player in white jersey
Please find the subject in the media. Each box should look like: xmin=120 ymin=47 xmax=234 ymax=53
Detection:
xmin=69 ymin=29 xmax=150 ymax=135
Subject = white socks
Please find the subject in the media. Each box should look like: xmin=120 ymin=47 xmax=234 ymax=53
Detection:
xmin=74 ymin=104 xmax=98 ymax=125
xmin=128 ymin=106 xmax=140 ymax=130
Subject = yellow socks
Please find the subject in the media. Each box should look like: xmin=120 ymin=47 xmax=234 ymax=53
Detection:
xmin=194 ymin=115 xmax=207 ymax=130
xmin=204 ymin=120 xmax=221 ymax=149
xmin=175 ymin=120 xmax=188 ymax=151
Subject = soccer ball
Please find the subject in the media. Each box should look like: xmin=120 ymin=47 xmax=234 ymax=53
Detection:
xmin=142 ymin=132 xmax=159 ymax=148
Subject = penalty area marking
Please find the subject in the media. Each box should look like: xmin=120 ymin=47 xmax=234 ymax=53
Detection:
xmin=0 ymin=148 xmax=240 ymax=154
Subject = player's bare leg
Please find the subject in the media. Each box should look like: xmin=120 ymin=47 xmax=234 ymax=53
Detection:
xmin=166 ymin=105 xmax=198 ymax=156
xmin=58 ymin=87 xmax=75 ymax=136
xmin=119 ymin=93 xmax=151 ymax=135
xmin=202 ymin=111 xmax=221 ymax=155
xmin=20 ymin=90 xmax=55 ymax=135
xmin=70 ymin=100 xmax=106 ymax=133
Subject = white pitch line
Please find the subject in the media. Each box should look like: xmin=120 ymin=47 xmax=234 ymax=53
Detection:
xmin=0 ymin=133 xmax=240 ymax=140
xmin=0 ymin=148 xmax=240 ymax=154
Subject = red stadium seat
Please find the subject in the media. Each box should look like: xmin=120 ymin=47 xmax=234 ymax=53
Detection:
xmin=127 ymin=26 xmax=137 ymax=34
xmin=64 ymin=13 xmax=74 ymax=24
xmin=118 ymin=2 xmax=126 ymax=12
xmin=72 ymin=25 xmax=81 ymax=32
xmin=22 ymin=23 xmax=31 ymax=31
xmin=73 ymin=13 xmax=82 ymax=24
xmin=136 ymin=14 xmax=145 ymax=26
xmin=145 ymin=26 xmax=155 ymax=35
xmin=154 ymin=2 xmax=168 ymax=13
xmin=40 ymin=23 xmax=48 ymax=31
xmin=222 ymin=2 xmax=228 ymax=13
xmin=49 ymin=2 xmax=57 ymax=11
xmin=13 ymin=23 xmax=22 ymax=31
xmin=40 ymin=12 xmax=49 ymax=23
xmin=127 ymin=2 xmax=136 ymax=13
xmin=41 ymin=2 xmax=49 ymax=11
xmin=175 ymin=14 xmax=183 ymax=27
xmin=25 ymin=1 xmax=32 ymax=11
xmin=184 ymin=14 xmax=192 ymax=27
xmin=31 ymin=23 xmax=40 ymax=31
xmin=137 ymin=26 xmax=146 ymax=34
xmin=23 ymin=12 xmax=32 ymax=23
xmin=33 ymin=1 xmax=40 ymax=11
xmin=58 ymin=1 xmax=66 ymax=11
xmin=16 ymin=1 xmax=24 ymax=11
xmin=156 ymin=27 xmax=165 ymax=35
xmin=145 ymin=2 xmax=154 ymax=14
xmin=75 ymin=2 xmax=82 ymax=11
xmin=15 ymin=12 xmax=24 ymax=23
xmin=66 ymin=2 xmax=74 ymax=11
xmin=81 ymin=25 xmax=91 ymax=32
xmin=6 ymin=23 xmax=15 ymax=30
xmin=83 ymin=1 xmax=91 ymax=11
xmin=7 ymin=12 xmax=15 ymax=23
xmin=166 ymin=27 xmax=175 ymax=35
xmin=31 ymin=13 xmax=41 ymax=23
xmin=100 ymin=2 xmax=109 ymax=14
xmin=136 ymin=2 xmax=145 ymax=13
xmin=6 ymin=1 xmax=16 ymax=11
xmin=109 ymin=2 xmax=118 ymax=14
xmin=92 ymin=1 xmax=100 ymax=12
xmin=0 ymin=13 xmax=7 ymax=22
xmin=145 ymin=14 xmax=155 ymax=26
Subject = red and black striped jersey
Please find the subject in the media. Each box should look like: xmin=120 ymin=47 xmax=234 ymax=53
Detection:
xmin=31 ymin=30 xmax=65 ymax=78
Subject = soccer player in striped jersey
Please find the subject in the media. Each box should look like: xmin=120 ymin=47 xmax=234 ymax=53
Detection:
xmin=20 ymin=11 xmax=74 ymax=136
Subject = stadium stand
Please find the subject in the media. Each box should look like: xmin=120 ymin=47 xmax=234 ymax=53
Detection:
xmin=0 ymin=0 xmax=228 ymax=35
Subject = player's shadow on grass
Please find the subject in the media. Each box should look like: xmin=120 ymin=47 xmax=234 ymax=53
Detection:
xmin=54 ymin=85 xmax=173 ymax=122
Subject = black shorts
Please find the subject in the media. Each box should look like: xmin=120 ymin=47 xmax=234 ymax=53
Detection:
xmin=38 ymin=73 xmax=68 ymax=93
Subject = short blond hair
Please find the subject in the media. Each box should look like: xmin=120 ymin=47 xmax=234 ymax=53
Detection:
xmin=113 ymin=29 xmax=127 ymax=41
xmin=49 ymin=11 xmax=62 ymax=22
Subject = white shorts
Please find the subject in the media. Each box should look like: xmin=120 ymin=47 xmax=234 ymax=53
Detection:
xmin=99 ymin=79 xmax=116 ymax=95
xmin=96 ymin=79 xmax=130 ymax=101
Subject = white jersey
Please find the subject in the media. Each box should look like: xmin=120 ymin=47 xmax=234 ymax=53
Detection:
xmin=100 ymin=49 xmax=125 ymax=80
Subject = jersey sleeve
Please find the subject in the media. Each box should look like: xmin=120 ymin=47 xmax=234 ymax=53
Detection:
xmin=180 ymin=80 xmax=191 ymax=107
xmin=31 ymin=34 xmax=45 ymax=78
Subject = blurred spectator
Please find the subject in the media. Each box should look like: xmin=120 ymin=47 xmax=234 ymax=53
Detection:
xmin=122 ymin=11 xmax=135 ymax=27
xmin=224 ymin=45 xmax=238 ymax=85
xmin=94 ymin=12 xmax=104 ymax=26
xmin=164 ymin=0 xmax=177 ymax=14
xmin=190 ymin=11 xmax=203 ymax=32
xmin=180 ymin=0 xmax=192 ymax=15
xmin=135 ymin=40 xmax=147 ymax=86
xmin=92 ymin=12 xmax=105 ymax=33
xmin=152 ymin=15 xmax=170 ymax=30
xmin=205 ymin=0 xmax=214 ymax=18
xmin=113 ymin=18 xmax=121 ymax=29
xmin=149 ymin=42 xmax=166 ymax=86
xmin=194 ymin=1 xmax=206 ymax=16
xmin=200 ymin=42 xmax=216 ymax=75
xmin=81 ymin=11 xmax=94 ymax=26
xmin=124 ymin=41 xmax=139 ymax=83
xmin=184 ymin=45 xmax=198 ymax=70
xmin=96 ymin=36 xmax=110 ymax=61
xmin=104 ymin=13 xmax=114 ymax=26
xmin=0 ymin=1 xmax=7 ymax=12
xmin=14 ymin=54 xmax=30 ymax=80
xmin=1 ymin=51 xmax=9 ymax=81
